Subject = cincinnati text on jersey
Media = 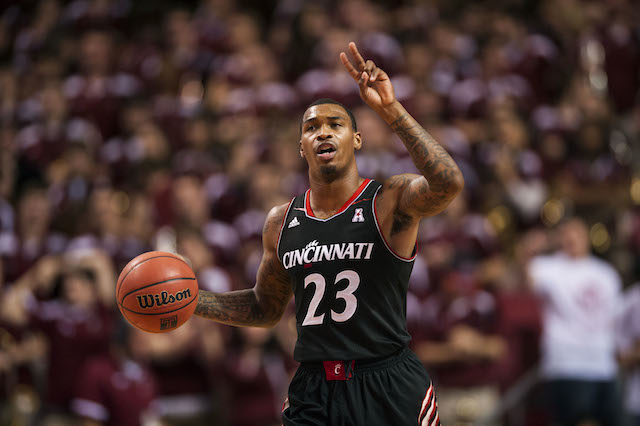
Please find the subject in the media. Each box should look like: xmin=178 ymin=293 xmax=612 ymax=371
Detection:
xmin=282 ymin=240 xmax=375 ymax=270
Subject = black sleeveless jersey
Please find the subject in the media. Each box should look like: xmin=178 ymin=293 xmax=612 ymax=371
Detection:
xmin=277 ymin=179 xmax=415 ymax=362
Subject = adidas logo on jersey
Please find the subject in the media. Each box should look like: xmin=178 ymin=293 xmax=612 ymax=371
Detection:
xmin=288 ymin=217 xmax=300 ymax=228
xmin=352 ymin=208 xmax=364 ymax=222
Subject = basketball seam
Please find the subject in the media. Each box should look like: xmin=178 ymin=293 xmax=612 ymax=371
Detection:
xmin=117 ymin=294 xmax=197 ymax=316
xmin=119 ymin=277 xmax=196 ymax=304
xmin=116 ymin=254 xmax=191 ymax=298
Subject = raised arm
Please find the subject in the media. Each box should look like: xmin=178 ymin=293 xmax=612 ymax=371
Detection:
xmin=193 ymin=203 xmax=293 ymax=328
xmin=340 ymin=42 xmax=463 ymax=257
xmin=340 ymin=42 xmax=464 ymax=219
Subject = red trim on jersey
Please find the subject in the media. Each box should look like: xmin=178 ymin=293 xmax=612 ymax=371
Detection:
xmin=372 ymin=190 xmax=417 ymax=261
xmin=305 ymin=179 xmax=372 ymax=218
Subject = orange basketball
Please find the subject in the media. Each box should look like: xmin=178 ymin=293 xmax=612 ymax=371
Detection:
xmin=116 ymin=251 xmax=199 ymax=333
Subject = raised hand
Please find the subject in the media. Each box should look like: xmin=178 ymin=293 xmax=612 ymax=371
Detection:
xmin=340 ymin=42 xmax=397 ymax=113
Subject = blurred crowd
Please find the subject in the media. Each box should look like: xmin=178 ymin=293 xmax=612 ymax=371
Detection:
xmin=0 ymin=0 xmax=639 ymax=425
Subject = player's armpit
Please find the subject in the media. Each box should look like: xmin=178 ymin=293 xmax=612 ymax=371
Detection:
xmin=194 ymin=203 xmax=293 ymax=328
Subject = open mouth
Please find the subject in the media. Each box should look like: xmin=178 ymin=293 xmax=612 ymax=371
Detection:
xmin=316 ymin=143 xmax=336 ymax=160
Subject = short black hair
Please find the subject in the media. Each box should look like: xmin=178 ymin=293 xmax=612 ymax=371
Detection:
xmin=302 ymin=98 xmax=357 ymax=132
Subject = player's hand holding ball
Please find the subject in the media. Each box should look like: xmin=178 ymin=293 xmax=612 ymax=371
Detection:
xmin=116 ymin=251 xmax=198 ymax=333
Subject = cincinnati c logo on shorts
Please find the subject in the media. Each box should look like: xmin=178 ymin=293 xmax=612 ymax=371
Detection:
xmin=334 ymin=363 xmax=342 ymax=376
xmin=352 ymin=208 xmax=364 ymax=222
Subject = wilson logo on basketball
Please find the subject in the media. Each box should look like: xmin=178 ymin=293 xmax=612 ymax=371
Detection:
xmin=136 ymin=289 xmax=192 ymax=309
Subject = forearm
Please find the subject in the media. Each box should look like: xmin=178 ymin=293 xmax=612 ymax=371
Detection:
xmin=379 ymin=102 xmax=462 ymax=194
xmin=194 ymin=289 xmax=281 ymax=328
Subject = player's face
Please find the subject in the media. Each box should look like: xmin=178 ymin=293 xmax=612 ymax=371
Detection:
xmin=300 ymin=104 xmax=362 ymax=181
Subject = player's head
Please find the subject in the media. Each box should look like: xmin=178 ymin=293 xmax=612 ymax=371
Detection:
xmin=299 ymin=98 xmax=361 ymax=182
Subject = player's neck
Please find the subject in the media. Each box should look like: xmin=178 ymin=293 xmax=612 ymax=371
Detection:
xmin=308 ymin=168 xmax=365 ymax=219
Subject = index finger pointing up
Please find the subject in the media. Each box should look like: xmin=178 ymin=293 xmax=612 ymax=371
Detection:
xmin=348 ymin=42 xmax=366 ymax=70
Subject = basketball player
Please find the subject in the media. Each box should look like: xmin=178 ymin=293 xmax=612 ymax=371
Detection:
xmin=194 ymin=42 xmax=464 ymax=425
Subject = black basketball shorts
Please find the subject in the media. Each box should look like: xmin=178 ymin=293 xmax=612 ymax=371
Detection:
xmin=282 ymin=347 xmax=440 ymax=426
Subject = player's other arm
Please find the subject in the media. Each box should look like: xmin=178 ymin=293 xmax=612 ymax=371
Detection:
xmin=340 ymin=42 xmax=464 ymax=218
xmin=194 ymin=204 xmax=293 ymax=328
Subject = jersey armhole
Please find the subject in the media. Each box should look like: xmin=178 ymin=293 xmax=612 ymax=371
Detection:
xmin=276 ymin=198 xmax=295 ymax=262
xmin=372 ymin=186 xmax=417 ymax=262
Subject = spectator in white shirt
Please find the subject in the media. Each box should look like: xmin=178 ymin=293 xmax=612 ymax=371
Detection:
xmin=528 ymin=217 xmax=622 ymax=426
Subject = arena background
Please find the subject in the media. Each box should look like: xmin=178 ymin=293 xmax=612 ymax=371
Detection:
xmin=0 ymin=0 xmax=639 ymax=425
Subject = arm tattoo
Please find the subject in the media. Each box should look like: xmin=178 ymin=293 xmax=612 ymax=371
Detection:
xmin=194 ymin=256 xmax=292 ymax=327
xmin=389 ymin=113 xmax=463 ymax=214
xmin=390 ymin=113 xmax=457 ymax=192
xmin=195 ymin=289 xmax=266 ymax=326
xmin=194 ymin=207 xmax=292 ymax=327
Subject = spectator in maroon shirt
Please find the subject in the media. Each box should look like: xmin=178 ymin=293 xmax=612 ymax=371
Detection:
xmin=64 ymin=29 xmax=141 ymax=139
xmin=412 ymin=271 xmax=509 ymax=425
xmin=599 ymin=10 xmax=640 ymax=114
xmin=72 ymin=320 xmax=160 ymax=426
xmin=556 ymin=120 xmax=629 ymax=218
xmin=0 ymin=183 xmax=67 ymax=286
xmin=177 ymin=228 xmax=232 ymax=294
xmin=221 ymin=327 xmax=296 ymax=426
xmin=1 ymin=249 xmax=116 ymax=420
xmin=16 ymin=81 xmax=101 ymax=172
xmin=66 ymin=186 xmax=150 ymax=273
xmin=141 ymin=320 xmax=217 ymax=426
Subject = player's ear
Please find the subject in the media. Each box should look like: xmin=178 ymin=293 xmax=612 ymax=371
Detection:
xmin=299 ymin=140 xmax=305 ymax=158
xmin=354 ymin=132 xmax=362 ymax=150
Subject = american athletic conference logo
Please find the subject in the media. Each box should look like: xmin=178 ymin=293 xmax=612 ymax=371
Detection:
xmin=136 ymin=289 xmax=192 ymax=309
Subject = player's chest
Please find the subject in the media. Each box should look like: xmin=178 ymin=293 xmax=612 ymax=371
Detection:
xmin=279 ymin=216 xmax=377 ymax=274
